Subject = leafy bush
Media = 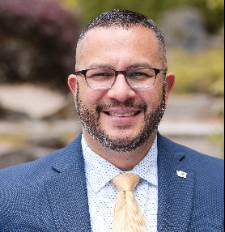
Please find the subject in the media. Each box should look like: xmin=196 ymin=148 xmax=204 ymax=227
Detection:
xmin=0 ymin=0 xmax=80 ymax=91
xmin=168 ymin=48 xmax=224 ymax=96
xmin=57 ymin=0 xmax=78 ymax=9
xmin=77 ymin=0 xmax=185 ymax=24
xmin=191 ymin=0 xmax=224 ymax=33
xmin=77 ymin=0 xmax=224 ymax=34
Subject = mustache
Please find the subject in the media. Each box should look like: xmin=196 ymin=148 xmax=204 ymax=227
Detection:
xmin=96 ymin=99 xmax=147 ymax=113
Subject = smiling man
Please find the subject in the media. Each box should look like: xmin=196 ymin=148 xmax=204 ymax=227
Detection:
xmin=0 ymin=9 xmax=224 ymax=232
xmin=70 ymin=24 xmax=171 ymax=171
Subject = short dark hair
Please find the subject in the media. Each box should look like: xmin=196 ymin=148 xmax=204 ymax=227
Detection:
xmin=79 ymin=9 xmax=165 ymax=48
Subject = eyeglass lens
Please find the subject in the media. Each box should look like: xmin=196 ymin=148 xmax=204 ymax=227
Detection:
xmin=85 ymin=68 xmax=157 ymax=89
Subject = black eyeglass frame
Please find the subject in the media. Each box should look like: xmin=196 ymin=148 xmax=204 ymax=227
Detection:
xmin=74 ymin=67 xmax=168 ymax=90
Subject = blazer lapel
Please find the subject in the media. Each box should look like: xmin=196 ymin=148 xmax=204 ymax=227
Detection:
xmin=44 ymin=133 xmax=195 ymax=231
xmin=45 ymin=135 xmax=92 ymax=232
xmin=157 ymin=135 xmax=195 ymax=232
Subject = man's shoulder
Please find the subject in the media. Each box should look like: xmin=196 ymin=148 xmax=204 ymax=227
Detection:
xmin=0 ymin=135 xmax=82 ymax=187
xmin=0 ymin=147 xmax=63 ymax=186
xmin=0 ymin=148 xmax=63 ymax=224
xmin=0 ymin=136 xmax=83 ymax=228
xmin=159 ymin=135 xmax=224 ymax=179
xmin=160 ymin=135 xmax=224 ymax=218
xmin=159 ymin=135 xmax=224 ymax=232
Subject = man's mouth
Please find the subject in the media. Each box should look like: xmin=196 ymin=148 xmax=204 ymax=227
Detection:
xmin=102 ymin=109 xmax=142 ymax=117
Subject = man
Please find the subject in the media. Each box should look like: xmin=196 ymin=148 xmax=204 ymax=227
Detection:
xmin=0 ymin=9 xmax=223 ymax=232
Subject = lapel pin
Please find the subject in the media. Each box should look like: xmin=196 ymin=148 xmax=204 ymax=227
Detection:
xmin=176 ymin=170 xmax=188 ymax=179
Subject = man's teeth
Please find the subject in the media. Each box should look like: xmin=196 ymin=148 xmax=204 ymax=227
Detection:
xmin=108 ymin=112 xmax=138 ymax=117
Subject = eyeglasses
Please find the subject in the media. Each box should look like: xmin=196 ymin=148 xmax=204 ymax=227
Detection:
xmin=74 ymin=67 xmax=167 ymax=90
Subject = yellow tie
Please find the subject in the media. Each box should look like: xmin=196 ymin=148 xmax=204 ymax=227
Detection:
xmin=112 ymin=173 xmax=147 ymax=232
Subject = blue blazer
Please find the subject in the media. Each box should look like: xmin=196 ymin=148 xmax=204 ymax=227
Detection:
xmin=0 ymin=134 xmax=224 ymax=231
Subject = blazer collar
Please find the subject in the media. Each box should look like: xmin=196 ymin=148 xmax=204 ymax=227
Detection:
xmin=157 ymin=135 xmax=195 ymax=232
xmin=45 ymin=134 xmax=92 ymax=232
xmin=45 ymin=134 xmax=195 ymax=232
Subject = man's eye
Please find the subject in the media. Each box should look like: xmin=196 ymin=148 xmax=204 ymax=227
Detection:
xmin=89 ymin=72 xmax=114 ymax=80
xmin=129 ymin=72 xmax=150 ymax=78
xmin=89 ymin=71 xmax=112 ymax=76
xmin=94 ymin=72 xmax=112 ymax=77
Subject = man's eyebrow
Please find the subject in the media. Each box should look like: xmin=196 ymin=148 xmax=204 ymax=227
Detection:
xmin=87 ymin=63 xmax=115 ymax=69
xmin=86 ymin=63 xmax=153 ymax=69
xmin=126 ymin=63 xmax=153 ymax=69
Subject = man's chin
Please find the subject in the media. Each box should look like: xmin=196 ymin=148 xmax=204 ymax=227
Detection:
xmin=102 ymin=130 xmax=141 ymax=144
xmin=106 ymin=137 xmax=136 ymax=146
xmin=95 ymin=131 xmax=146 ymax=152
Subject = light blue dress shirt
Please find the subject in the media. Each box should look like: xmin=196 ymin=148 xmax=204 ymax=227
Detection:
xmin=82 ymin=135 xmax=158 ymax=232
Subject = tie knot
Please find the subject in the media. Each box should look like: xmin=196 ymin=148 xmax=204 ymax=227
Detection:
xmin=112 ymin=173 xmax=140 ymax=192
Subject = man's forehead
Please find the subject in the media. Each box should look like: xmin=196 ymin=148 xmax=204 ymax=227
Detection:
xmin=75 ymin=25 xmax=167 ymax=69
xmin=76 ymin=25 xmax=159 ymax=53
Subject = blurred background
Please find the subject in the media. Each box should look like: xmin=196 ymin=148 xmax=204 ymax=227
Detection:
xmin=0 ymin=0 xmax=224 ymax=169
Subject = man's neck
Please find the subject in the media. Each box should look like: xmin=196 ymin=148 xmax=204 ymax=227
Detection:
xmin=83 ymin=131 xmax=157 ymax=171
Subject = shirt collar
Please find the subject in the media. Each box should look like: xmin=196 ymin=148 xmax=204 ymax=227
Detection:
xmin=82 ymin=135 xmax=158 ymax=193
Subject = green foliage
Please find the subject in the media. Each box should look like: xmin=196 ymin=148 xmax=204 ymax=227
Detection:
xmin=191 ymin=0 xmax=224 ymax=33
xmin=77 ymin=0 xmax=224 ymax=34
xmin=77 ymin=0 xmax=184 ymax=24
xmin=168 ymin=48 xmax=224 ymax=96
xmin=58 ymin=0 xmax=78 ymax=9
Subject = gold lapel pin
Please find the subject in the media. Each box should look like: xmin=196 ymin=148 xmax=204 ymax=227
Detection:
xmin=177 ymin=170 xmax=188 ymax=179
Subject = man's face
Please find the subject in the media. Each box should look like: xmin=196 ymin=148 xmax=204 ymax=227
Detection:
xmin=69 ymin=26 xmax=173 ymax=152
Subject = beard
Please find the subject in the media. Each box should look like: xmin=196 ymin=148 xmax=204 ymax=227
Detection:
xmin=75 ymin=85 xmax=167 ymax=152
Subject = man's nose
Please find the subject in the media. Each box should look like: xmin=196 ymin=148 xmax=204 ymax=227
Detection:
xmin=107 ymin=74 xmax=136 ymax=102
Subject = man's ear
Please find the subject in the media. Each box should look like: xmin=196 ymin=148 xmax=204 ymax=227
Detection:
xmin=165 ymin=73 xmax=175 ymax=100
xmin=166 ymin=73 xmax=175 ymax=94
xmin=68 ymin=74 xmax=77 ymax=96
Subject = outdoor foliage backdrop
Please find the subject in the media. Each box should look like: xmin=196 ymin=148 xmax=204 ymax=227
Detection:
xmin=0 ymin=0 xmax=223 ymax=169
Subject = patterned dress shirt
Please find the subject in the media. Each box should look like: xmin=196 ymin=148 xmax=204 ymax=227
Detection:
xmin=82 ymin=135 xmax=158 ymax=232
